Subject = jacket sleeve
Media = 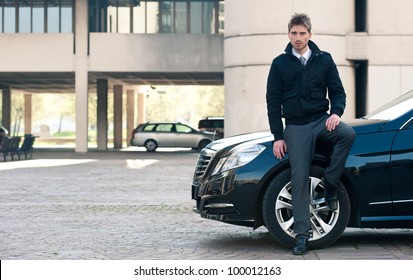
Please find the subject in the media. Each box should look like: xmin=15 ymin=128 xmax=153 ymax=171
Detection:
xmin=325 ymin=54 xmax=346 ymax=117
xmin=266 ymin=60 xmax=284 ymax=141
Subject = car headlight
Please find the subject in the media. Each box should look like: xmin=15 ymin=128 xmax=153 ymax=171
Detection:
xmin=211 ymin=144 xmax=266 ymax=175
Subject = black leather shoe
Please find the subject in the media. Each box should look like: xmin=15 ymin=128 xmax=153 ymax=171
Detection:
xmin=322 ymin=178 xmax=338 ymax=211
xmin=292 ymin=237 xmax=308 ymax=255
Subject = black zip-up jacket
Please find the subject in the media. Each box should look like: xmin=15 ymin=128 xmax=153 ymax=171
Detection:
xmin=266 ymin=40 xmax=346 ymax=141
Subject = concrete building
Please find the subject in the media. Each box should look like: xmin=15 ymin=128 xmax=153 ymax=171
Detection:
xmin=1 ymin=0 xmax=413 ymax=152
xmin=225 ymin=0 xmax=413 ymax=136
xmin=0 ymin=0 xmax=224 ymax=152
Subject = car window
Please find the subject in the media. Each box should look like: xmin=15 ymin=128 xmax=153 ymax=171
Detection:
xmin=211 ymin=120 xmax=224 ymax=128
xmin=143 ymin=124 xmax=156 ymax=131
xmin=175 ymin=124 xmax=193 ymax=133
xmin=155 ymin=124 xmax=173 ymax=132
xmin=199 ymin=119 xmax=224 ymax=129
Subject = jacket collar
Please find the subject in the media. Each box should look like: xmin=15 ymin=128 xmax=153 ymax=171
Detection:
xmin=284 ymin=40 xmax=321 ymax=57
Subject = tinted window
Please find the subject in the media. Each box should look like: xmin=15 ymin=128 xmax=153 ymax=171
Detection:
xmin=176 ymin=124 xmax=193 ymax=133
xmin=156 ymin=124 xmax=173 ymax=132
xmin=143 ymin=124 xmax=156 ymax=131
xmin=199 ymin=119 xmax=224 ymax=128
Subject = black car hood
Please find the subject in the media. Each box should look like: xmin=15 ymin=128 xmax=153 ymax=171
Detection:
xmin=207 ymin=119 xmax=387 ymax=152
xmin=208 ymin=131 xmax=272 ymax=152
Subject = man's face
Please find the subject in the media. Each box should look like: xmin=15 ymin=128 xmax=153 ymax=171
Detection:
xmin=288 ymin=24 xmax=312 ymax=54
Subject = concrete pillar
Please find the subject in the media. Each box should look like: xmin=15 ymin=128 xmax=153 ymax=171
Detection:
xmin=24 ymin=94 xmax=32 ymax=134
xmin=1 ymin=88 xmax=11 ymax=132
xmin=74 ymin=0 xmax=89 ymax=152
xmin=137 ymin=93 xmax=146 ymax=124
xmin=113 ymin=85 xmax=123 ymax=148
xmin=126 ymin=89 xmax=135 ymax=146
xmin=224 ymin=0 xmax=355 ymax=136
xmin=97 ymin=79 xmax=108 ymax=150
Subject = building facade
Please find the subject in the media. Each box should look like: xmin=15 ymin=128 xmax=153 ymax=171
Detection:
xmin=1 ymin=0 xmax=224 ymax=152
xmin=224 ymin=0 xmax=413 ymax=136
xmin=1 ymin=0 xmax=413 ymax=152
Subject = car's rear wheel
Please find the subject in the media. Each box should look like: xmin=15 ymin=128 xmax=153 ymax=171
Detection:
xmin=144 ymin=139 xmax=158 ymax=152
xmin=262 ymin=166 xmax=350 ymax=249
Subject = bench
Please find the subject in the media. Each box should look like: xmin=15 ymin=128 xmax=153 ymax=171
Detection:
xmin=0 ymin=136 xmax=21 ymax=161
xmin=17 ymin=135 xmax=36 ymax=160
xmin=0 ymin=135 xmax=36 ymax=161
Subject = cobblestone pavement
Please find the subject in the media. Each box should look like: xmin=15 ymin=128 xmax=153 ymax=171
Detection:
xmin=1 ymin=148 xmax=412 ymax=260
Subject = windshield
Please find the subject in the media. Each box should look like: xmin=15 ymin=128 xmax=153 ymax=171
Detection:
xmin=365 ymin=89 xmax=413 ymax=120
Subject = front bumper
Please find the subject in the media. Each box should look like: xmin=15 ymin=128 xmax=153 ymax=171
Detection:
xmin=192 ymin=170 xmax=261 ymax=227
xmin=191 ymin=144 xmax=277 ymax=228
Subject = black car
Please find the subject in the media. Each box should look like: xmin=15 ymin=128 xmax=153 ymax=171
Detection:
xmin=198 ymin=117 xmax=224 ymax=139
xmin=192 ymin=90 xmax=413 ymax=249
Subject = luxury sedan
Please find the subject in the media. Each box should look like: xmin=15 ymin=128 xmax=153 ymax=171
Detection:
xmin=192 ymin=90 xmax=413 ymax=249
xmin=130 ymin=122 xmax=214 ymax=152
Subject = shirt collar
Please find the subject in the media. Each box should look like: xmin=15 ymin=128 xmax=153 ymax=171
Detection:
xmin=292 ymin=48 xmax=312 ymax=61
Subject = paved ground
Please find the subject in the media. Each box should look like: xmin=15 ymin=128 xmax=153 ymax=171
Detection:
xmin=1 ymin=148 xmax=413 ymax=260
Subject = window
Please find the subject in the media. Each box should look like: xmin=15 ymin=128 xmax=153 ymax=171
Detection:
xmin=160 ymin=1 xmax=173 ymax=33
xmin=117 ymin=4 xmax=131 ymax=33
xmin=176 ymin=124 xmax=192 ymax=133
xmin=175 ymin=0 xmax=187 ymax=33
xmin=89 ymin=0 xmax=224 ymax=34
xmin=4 ymin=2 xmax=16 ymax=33
xmin=19 ymin=0 xmax=31 ymax=33
xmin=156 ymin=124 xmax=173 ymax=132
xmin=47 ymin=0 xmax=59 ymax=33
xmin=107 ymin=1 xmax=118 ymax=32
xmin=190 ymin=1 xmax=201 ymax=33
xmin=33 ymin=1 xmax=45 ymax=33
xmin=145 ymin=1 xmax=159 ymax=33
xmin=143 ymin=124 xmax=156 ymax=131
xmin=0 ymin=0 xmax=74 ymax=33
xmin=61 ymin=0 xmax=73 ymax=33
xmin=132 ymin=2 xmax=146 ymax=33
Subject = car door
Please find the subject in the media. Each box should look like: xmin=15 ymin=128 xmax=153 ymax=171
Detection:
xmin=390 ymin=121 xmax=413 ymax=215
xmin=349 ymin=131 xmax=394 ymax=218
xmin=175 ymin=124 xmax=197 ymax=147
xmin=155 ymin=123 xmax=175 ymax=147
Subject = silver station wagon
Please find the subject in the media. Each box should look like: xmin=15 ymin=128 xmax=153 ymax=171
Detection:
xmin=130 ymin=122 xmax=215 ymax=152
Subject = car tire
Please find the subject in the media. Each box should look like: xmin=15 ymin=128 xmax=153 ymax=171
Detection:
xmin=262 ymin=166 xmax=350 ymax=249
xmin=198 ymin=139 xmax=211 ymax=151
xmin=144 ymin=139 xmax=158 ymax=152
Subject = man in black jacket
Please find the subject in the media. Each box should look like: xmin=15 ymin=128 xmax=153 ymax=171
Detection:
xmin=266 ymin=13 xmax=355 ymax=255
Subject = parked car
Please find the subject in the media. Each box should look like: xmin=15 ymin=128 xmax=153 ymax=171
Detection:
xmin=130 ymin=122 xmax=214 ymax=152
xmin=192 ymin=89 xmax=413 ymax=249
xmin=198 ymin=117 xmax=224 ymax=139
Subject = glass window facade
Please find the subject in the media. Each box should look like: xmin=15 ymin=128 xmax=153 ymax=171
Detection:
xmin=0 ymin=0 xmax=223 ymax=34
xmin=89 ymin=0 xmax=224 ymax=34
xmin=0 ymin=0 xmax=74 ymax=33
xmin=19 ymin=1 xmax=31 ymax=33
xmin=3 ymin=2 xmax=16 ymax=33
xmin=47 ymin=0 xmax=60 ymax=33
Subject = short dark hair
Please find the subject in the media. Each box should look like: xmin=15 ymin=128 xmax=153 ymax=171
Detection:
xmin=288 ymin=13 xmax=312 ymax=32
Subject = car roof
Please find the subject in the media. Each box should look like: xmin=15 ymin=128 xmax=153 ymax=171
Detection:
xmin=143 ymin=122 xmax=188 ymax=125
xmin=200 ymin=117 xmax=224 ymax=120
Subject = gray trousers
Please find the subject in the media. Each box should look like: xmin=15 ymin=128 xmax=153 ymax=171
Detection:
xmin=284 ymin=115 xmax=355 ymax=237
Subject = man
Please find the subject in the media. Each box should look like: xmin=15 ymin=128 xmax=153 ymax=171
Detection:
xmin=266 ymin=13 xmax=355 ymax=255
